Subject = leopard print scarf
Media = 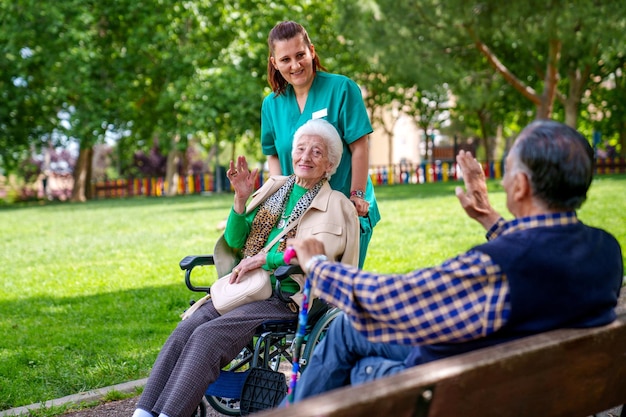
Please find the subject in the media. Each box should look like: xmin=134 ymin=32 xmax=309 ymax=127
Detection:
xmin=243 ymin=175 xmax=325 ymax=257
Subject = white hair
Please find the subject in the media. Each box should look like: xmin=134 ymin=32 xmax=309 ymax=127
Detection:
xmin=292 ymin=119 xmax=343 ymax=178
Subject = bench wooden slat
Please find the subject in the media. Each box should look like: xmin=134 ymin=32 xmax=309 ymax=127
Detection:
xmin=427 ymin=317 xmax=626 ymax=417
xmin=259 ymin=295 xmax=626 ymax=417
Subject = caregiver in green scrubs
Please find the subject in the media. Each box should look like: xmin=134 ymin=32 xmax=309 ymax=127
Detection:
xmin=261 ymin=20 xmax=379 ymax=268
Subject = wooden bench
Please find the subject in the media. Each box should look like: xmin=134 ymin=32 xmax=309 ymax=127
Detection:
xmin=258 ymin=293 xmax=626 ymax=417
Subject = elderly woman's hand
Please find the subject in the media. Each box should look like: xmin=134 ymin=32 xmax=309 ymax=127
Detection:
xmin=227 ymin=156 xmax=259 ymax=213
xmin=350 ymin=196 xmax=369 ymax=217
xmin=229 ymin=252 xmax=267 ymax=284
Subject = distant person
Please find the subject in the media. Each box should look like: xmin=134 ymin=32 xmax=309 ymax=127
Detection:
xmin=285 ymin=119 xmax=623 ymax=402
xmin=132 ymin=119 xmax=359 ymax=417
xmin=261 ymin=20 xmax=379 ymax=268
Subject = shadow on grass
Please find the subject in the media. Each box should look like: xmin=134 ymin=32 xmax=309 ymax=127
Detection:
xmin=1 ymin=282 xmax=209 ymax=410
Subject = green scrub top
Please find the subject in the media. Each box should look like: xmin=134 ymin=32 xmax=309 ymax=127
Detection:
xmin=261 ymin=71 xmax=381 ymax=233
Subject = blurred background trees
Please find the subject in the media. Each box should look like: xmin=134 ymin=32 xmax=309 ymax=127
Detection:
xmin=1 ymin=0 xmax=624 ymax=202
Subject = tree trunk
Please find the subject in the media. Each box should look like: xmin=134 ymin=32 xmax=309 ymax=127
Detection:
xmin=618 ymin=123 xmax=626 ymax=157
xmin=477 ymin=109 xmax=491 ymax=164
xmin=165 ymin=149 xmax=181 ymax=197
xmin=422 ymin=126 xmax=431 ymax=165
xmin=212 ymin=142 xmax=224 ymax=192
xmin=372 ymin=105 xmax=396 ymax=166
xmin=560 ymin=67 xmax=588 ymax=128
xmin=387 ymin=130 xmax=394 ymax=167
xmin=494 ymin=124 xmax=504 ymax=161
xmin=70 ymin=145 xmax=93 ymax=202
xmin=535 ymin=95 xmax=552 ymax=120
xmin=381 ymin=106 xmax=396 ymax=166
xmin=465 ymin=25 xmax=562 ymax=122
xmin=165 ymin=135 xmax=182 ymax=197
xmin=562 ymin=97 xmax=579 ymax=128
xmin=536 ymin=39 xmax=562 ymax=120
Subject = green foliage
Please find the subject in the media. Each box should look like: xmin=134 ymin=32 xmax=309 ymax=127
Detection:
xmin=1 ymin=0 xmax=354 ymax=176
xmin=584 ymin=57 xmax=626 ymax=154
xmin=3 ymin=0 xmax=626 ymax=184
xmin=336 ymin=0 xmax=626 ymax=145
xmin=1 ymin=176 xmax=625 ymax=410
xmin=1 ymin=0 xmax=73 ymax=171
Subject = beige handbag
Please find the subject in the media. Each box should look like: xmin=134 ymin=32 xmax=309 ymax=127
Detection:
xmin=210 ymin=267 xmax=273 ymax=314
xmin=181 ymin=221 xmax=297 ymax=319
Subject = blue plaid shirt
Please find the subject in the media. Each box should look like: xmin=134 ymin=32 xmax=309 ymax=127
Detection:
xmin=309 ymin=212 xmax=580 ymax=345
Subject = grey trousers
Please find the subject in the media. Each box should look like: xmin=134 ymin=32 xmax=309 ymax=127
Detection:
xmin=136 ymin=295 xmax=296 ymax=417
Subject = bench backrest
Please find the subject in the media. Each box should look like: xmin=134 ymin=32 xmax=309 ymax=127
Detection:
xmin=259 ymin=294 xmax=626 ymax=417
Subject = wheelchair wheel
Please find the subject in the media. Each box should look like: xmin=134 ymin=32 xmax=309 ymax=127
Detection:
xmin=300 ymin=307 xmax=341 ymax=372
xmin=206 ymin=395 xmax=239 ymax=416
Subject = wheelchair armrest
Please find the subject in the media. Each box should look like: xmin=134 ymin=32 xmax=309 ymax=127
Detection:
xmin=179 ymin=255 xmax=215 ymax=293
xmin=179 ymin=255 xmax=215 ymax=270
xmin=274 ymin=264 xmax=305 ymax=304
xmin=274 ymin=264 xmax=304 ymax=281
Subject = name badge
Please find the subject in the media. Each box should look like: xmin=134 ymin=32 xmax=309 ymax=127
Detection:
xmin=312 ymin=108 xmax=328 ymax=119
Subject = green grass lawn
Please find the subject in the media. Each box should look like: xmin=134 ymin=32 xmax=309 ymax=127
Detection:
xmin=1 ymin=174 xmax=625 ymax=411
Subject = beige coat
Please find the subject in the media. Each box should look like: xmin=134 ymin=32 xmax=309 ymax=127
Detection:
xmin=214 ymin=175 xmax=360 ymax=305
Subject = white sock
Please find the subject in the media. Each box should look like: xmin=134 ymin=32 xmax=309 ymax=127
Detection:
xmin=132 ymin=409 xmax=153 ymax=417
xmin=158 ymin=414 xmax=171 ymax=417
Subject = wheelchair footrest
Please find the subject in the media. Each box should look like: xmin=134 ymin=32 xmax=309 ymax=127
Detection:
xmin=240 ymin=368 xmax=287 ymax=415
xmin=205 ymin=369 xmax=250 ymax=399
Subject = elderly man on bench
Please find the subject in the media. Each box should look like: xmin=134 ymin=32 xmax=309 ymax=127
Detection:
xmin=285 ymin=119 xmax=624 ymax=403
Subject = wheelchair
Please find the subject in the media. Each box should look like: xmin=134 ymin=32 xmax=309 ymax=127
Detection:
xmin=179 ymin=254 xmax=341 ymax=416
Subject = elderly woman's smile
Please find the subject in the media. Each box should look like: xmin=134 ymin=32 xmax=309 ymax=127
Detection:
xmin=293 ymin=134 xmax=331 ymax=188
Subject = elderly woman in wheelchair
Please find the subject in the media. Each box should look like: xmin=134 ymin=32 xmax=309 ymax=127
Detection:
xmin=132 ymin=119 xmax=360 ymax=417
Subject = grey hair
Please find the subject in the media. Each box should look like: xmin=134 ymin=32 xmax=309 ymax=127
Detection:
xmin=506 ymin=143 xmax=533 ymax=181
xmin=292 ymin=119 xmax=343 ymax=178
xmin=509 ymin=120 xmax=594 ymax=210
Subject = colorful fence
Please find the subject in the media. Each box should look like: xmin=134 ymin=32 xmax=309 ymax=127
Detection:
xmin=369 ymin=160 xmax=504 ymax=186
xmin=596 ymin=157 xmax=626 ymax=175
xmin=93 ymin=173 xmax=216 ymax=199
xmin=92 ymin=157 xmax=626 ymax=199
xmin=370 ymin=157 xmax=625 ymax=186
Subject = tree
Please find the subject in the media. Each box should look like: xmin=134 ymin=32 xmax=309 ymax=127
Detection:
xmin=2 ymin=0 xmax=368 ymax=198
xmin=0 ymin=1 xmax=75 ymax=173
xmin=359 ymin=73 xmax=403 ymax=166
xmin=336 ymin=0 xmax=626 ymax=137
xmin=458 ymin=0 xmax=626 ymax=127
xmin=585 ymin=57 xmax=626 ymax=156
xmin=1 ymin=0 xmax=243 ymax=200
xmin=452 ymin=68 xmax=535 ymax=162
xmin=76 ymin=0 xmax=239 ymax=199
xmin=401 ymin=86 xmax=448 ymax=164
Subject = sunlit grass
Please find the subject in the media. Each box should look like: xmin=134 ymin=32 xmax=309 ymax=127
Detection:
xmin=1 ymin=175 xmax=624 ymax=410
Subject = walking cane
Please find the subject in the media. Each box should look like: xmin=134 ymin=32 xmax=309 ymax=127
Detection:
xmin=283 ymin=246 xmax=309 ymax=406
